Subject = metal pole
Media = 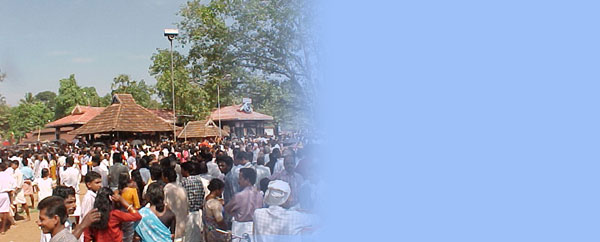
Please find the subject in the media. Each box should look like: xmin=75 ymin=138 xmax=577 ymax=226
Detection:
xmin=218 ymin=84 xmax=222 ymax=139
xmin=170 ymin=39 xmax=176 ymax=141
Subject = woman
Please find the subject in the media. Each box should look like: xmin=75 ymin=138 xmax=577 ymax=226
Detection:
xmin=131 ymin=169 xmax=146 ymax=206
xmin=119 ymin=174 xmax=140 ymax=242
xmin=84 ymin=187 xmax=142 ymax=242
xmin=134 ymin=182 xmax=176 ymax=242
xmin=203 ymin=178 xmax=228 ymax=242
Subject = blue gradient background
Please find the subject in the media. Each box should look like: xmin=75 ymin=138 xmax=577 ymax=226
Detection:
xmin=318 ymin=1 xmax=600 ymax=241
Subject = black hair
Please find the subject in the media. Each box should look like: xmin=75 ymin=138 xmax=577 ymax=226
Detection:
xmin=207 ymin=178 xmax=225 ymax=192
xmin=239 ymin=168 xmax=257 ymax=185
xmin=41 ymin=168 xmax=49 ymax=178
xmin=90 ymin=187 xmax=113 ymax=230
xmin=0 ymin=162 xmax=6 ymax=171
xmin=66 ymin=156 xmax=74 ymax=167
xmin=85 ymin=171 xmax=102 ymax=184
xmin=257 ymin=155 xmax=265 ymax=165
xmin=22 ymin=159 xmax=28 ymax=167
xmin=139 ymin=156 xmax=150 ymax=169
xmin=112 ymin=152 xmax=122 ymax=163
xmin=244 ymin=151 xmax=253 ymax=161
xmin=52 ymin=186 xmax=75 ymax=199
xmin=198 ymin=161 xmax=208 ymax=175
xmin=150 ymin=164 xmax=162 ymax=181
xmin=145 ymin=182 xmax=165 ymax=212
xmin=131 ymin=169 xmax=145 ymax=201
xmin=38 ymin=196 xmax=68 ymax=224
xmin=216 ymin=155 xmax=233 ymax=169
xmin=259 ymin=178 xmax=270 ymax=194
xmin=118 ymin=173 xmax=130 ymax=191
xmin=11 ymin=160 xmax=18 ymax=165
xmin=160 ymin=157 xmax=172 ymax=169
xmin=180 ymin=162 xmax=194 ymax=174
xmin=162 ymin=167 xmax=177 ymax=183
xmin=92 ymin=155 xmax=101 ymax=164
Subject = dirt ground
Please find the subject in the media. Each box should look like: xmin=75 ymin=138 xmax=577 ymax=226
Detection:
xmin=1 ymin=182 xmax=87 ymax=242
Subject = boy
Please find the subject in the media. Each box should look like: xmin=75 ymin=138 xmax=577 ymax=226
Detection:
xmin=81 ymin=171 xmax=102 ymax=219
xmin=37 ymin=196 xmax=78 ymax=242
xmin=34 ymin=168 xmax=54 ymax=202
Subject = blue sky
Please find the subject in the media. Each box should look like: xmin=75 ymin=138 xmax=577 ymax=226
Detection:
xmin=0 ymin=0 xmax=189 ymax=105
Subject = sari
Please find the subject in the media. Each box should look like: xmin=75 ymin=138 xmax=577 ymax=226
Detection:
xmin=135 ymin=207 xmax=172 ymax=242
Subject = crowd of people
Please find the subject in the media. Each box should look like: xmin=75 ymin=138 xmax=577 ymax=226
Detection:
xmin=0 ymin=135 xmax=319 ymax=242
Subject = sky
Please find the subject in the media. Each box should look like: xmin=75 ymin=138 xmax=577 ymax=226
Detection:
xmin=0 ymin=0 xmax=189 ymax=106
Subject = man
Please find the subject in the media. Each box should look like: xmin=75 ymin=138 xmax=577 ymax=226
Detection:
xmin=180 ymin=162 xmax=205 ymax=242
xmin=127 ymin=150 xmax=137 ymax=170
xmin=254 ymin=156 xmax=271 ymax=188
xmin=108 ymin=152 xmax=128 ymax=191
xmin=224 ymin=168 xmax=263 ymax=239
xmin=37 ymin=196 xmax=78 ymax=242
xmin=142 ymin=164 xmax=163 ymax=198
xmin=217 ymin=155 xmax=234 ymax=203
xmin=90 ymin=155 xmax=108 ymax=188
xmin=230 ymin=152 xmax=254 ymax=195
xmin=163 ymin=167 xmax=189 ymax=240
xmin=253 ymin=180 xmax=314 ymax=242
xmin=269 ymin=155 xmax=304 ymax=208
xmin=12 ymin=160 xmax=30 ymax=221
xmin=0 ymin=162 xmax=16 ymax=234
xmin=59 ymin=157 xmax=80 ymax=195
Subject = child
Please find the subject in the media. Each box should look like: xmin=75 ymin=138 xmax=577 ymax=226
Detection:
xmin=34 ymin=168 xmax=54 ymax=202
xmin=81 ymin=171 xmax=102 ymax=219
xmin=37 ymin=196 xmax=78 ymax=242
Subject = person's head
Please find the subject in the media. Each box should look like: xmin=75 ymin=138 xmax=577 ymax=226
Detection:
xmin=238 ymin=168 xmax=256 ymax=188
xmin=65 ymin=156 xmax=74 ymax=167
xmin=85 ymin=171 xmax=103 ymax=192
xmin=118 ymin=173 xmax=131 ymax=191
xmin=259 ymin=177 xmax=270 ymax=194
xmin=162 ymin=167 xmax=177 ymax=183
xmin=92 ymin=155 xmax=101 ymax=166
xmin=284 ymin=155 xmax=296 ymax=173
xmin=208 ymin=178 xmax=225 ymax=196
xmin=263 ymin=180 xmax=291 ymax=206
xmin=37 ymin=196 xmax=68 ymax=234
xmin=112 ymin=152 xmax=122 ymax=163
xmin=131 ymin=169 xmax=145 ymax=189
xmin=22 ymin=159 xmax=29 ymax=167
xmin=0 ymin=162 xmax=6 ymax=172
xmin=180 ymin=162 xmax=194 ymax=177
xmin=52 ymin=186 xmax=76 ymax=214
xmin=10 ymin=160 xmax=18 ymax=169
xmin=90 ymin=187 xmax=114 ymax=230
xmin=41 ymin=168 xmax=49 ymax=178
xmin=145 ymin=182 xmax=166 ymax=212
xmin=257 ymin=155 xmax=265 ymax=166
xmin=217 ymin=155 xmax=233 ymax=174
xmin=150 ymin=164 xmax=162 ymax=181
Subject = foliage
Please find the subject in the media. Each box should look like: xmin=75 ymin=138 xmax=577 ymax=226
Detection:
xmin=54 ymin=74 xmax=105 ymax=119
xmin=110 ymin=74 xmax=158 ymax=108
xmin=35 ymin=91 xmax=57 ymax=112
xmin=173 ymin=0 xmax=319 ymax=128
xmin=7 ymin=94 xmax=53 ymax=140
xmin=150 ymin=49 xmax=207 ymax=121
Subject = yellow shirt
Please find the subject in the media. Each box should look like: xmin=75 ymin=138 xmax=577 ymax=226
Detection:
xmin=121 ymin=187 xmax=141 ymax=209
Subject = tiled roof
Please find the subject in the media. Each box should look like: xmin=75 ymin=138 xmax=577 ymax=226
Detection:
xmin=46 ymin=106 xmax=105 ymax=128
xmin=70 ymin=94 xmax=173 ymax=135
xmin=209 ymin=104 xmax=274 ymax=121
xmin=147 ymin=109 xmax=175 ymax=124
xmin=177 ymin=120 xmax=229 ymax=138
xmin=21 ymin=127 xmax=76 ymax=143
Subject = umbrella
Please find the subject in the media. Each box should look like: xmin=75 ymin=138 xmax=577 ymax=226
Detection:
xmin=92 ymin=142 xmax=106 ymax=147
xmin=52 ymin=139 xmax=68 ymax=145
xmin=131 ymin=139 xmax=143 ymax=147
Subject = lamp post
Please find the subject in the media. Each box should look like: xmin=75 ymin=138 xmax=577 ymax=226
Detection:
xmin=177 ymin=114 xmax=194 ymax=143
xmin=218 ymin=74 xmax=232 ymax=140
xmin=164 ymin=28 xmax=179 ymax=141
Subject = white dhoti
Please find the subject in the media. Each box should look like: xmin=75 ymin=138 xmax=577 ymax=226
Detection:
xmin=231 ymin=220 xmax=253 ymax=242
xmin=0 ymin=193 xmax=10 ymax=213
xmin=184 ymin=210 xmax=204 ymax=242
xmin=13 ymin=188 xmax=26 ymax=204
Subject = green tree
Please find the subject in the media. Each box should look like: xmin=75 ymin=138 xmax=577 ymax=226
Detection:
xmin=150 ymin=50 xmax=206 ymax=121
xmin=175 ymin=0 xmax=318 ymax=128
xmin=35 ymin=91 xmax=57 ymax=112
xmin=110 ymin=74 xmax=158 ymax=108
xmin=8 ymin=93 xmax=53 ymax=140
xmin=0 ymin=97 xmax=10 ymax=139
xmin=54 ymin=74 xmax=105 ymax=118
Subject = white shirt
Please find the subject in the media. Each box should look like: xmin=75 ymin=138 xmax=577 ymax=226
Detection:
xmin=253 ymin=206 xmax=314 ymax=242
xmin=60 ymin=166 xmax=81 ymax=193
xmin=34 ymin=177 xmax=53 ymax=201
xmin=0 ymin=170 xmax=16 ymax=193
xmin=80 ymin=190 xmax=96 ymax=218
xmin=273 ymin=158 xmax=285 ymax=175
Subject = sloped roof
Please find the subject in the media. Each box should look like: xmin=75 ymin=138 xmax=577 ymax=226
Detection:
xmin=46 ymin=105 xmax=106 ymax=128
xmin=71 ymin=94 xmax=173 ymax=135
xmin=209 ymin=104 xmax=274 ymax=121
xmin=147 ymin=109 xmax=175 ymax=124
xmin=177 ymin=120 xmax=229 ymax=138
xmin=21 ymin=127 xmax=76 ymax=144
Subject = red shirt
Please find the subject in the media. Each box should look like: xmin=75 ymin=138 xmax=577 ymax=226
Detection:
xmin=84 ymin=210 xmax=142 ymax=242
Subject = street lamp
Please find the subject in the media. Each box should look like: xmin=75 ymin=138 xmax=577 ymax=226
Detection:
xmin=164 ymin=28 xmax=179 ymax=141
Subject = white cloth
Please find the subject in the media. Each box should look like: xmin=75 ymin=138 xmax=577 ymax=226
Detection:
xmin=272 ymin=158 xmax=285 ymax=176
xmin=34 ymin=177 xmax=53 ymax=201
xmin=13 ymin=169 xmax=26 ymax=204
xmin=254 ymin=165 xmax=271 ymax=188
xmin=80 ymin=190 xmax=96 ymax=218
xmin=253 ymin=206 xmax=313 ymax=242
xmin=263 ymin=180 xmax=291 ymax=206
xmin=60 ymin=166 xmax=81 ymax=194
xmin=92 ymin=165 xmax=109 ymax=188
xmin=183 ymin=211 xmax=204 ymax=242
xmin=206 ymin=161 xmax=222 ymax=180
